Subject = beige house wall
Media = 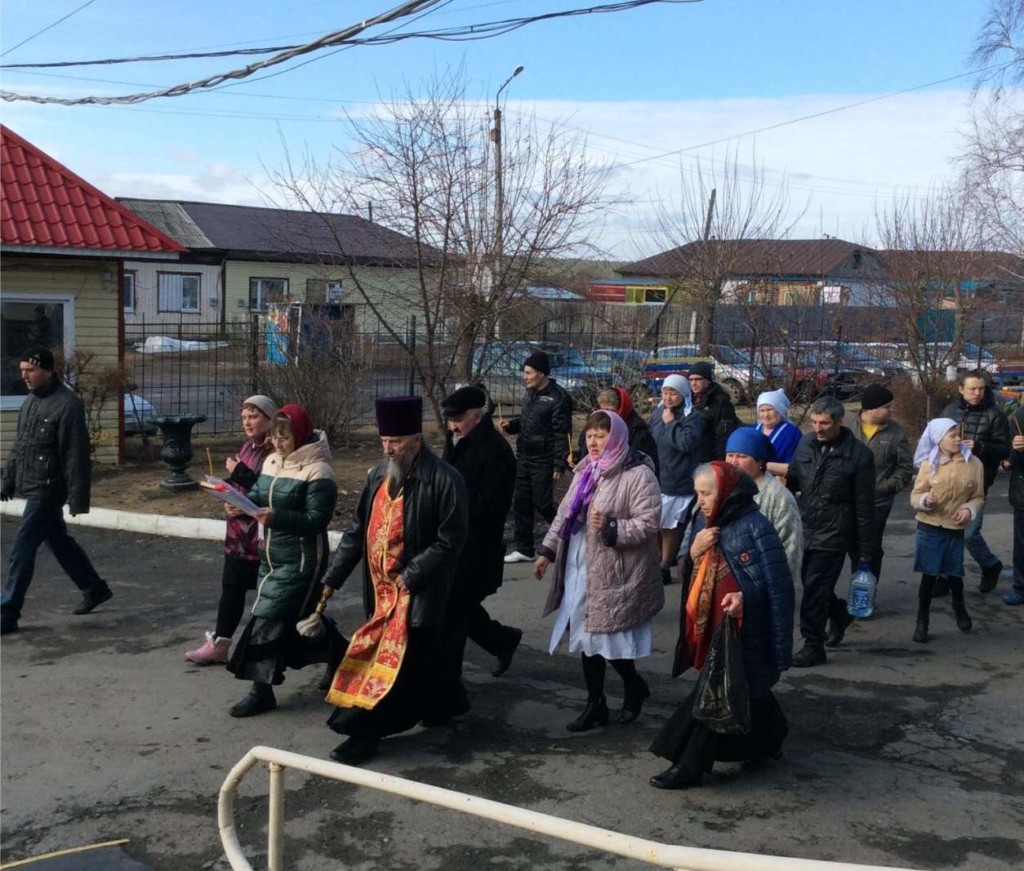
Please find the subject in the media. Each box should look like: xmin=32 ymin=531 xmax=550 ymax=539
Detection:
xmin=122 ymin=259 xmax=223 ymax=328
xmin=224 ymin=261 xmax=428 ymax=333
xmin=1 ymin=256 xmax=121 ymax=467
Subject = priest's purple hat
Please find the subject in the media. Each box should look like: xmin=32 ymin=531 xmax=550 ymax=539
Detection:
xmin=376 ymin=396 xmax=423 ymax=436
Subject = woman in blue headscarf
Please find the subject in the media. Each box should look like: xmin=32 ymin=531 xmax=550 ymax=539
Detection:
xmin=752 ymin=389 xmax=801 ymax=473
xmin=909 ymin=418 xmax=985 ymax=643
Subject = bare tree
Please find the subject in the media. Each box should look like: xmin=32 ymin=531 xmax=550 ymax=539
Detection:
xmin=636 ymin=150 xmax=803 ymax=354
xmin=271 ymin=68 xmax=608 ymax=429
xmin=970 ymin=0 xmax=1024 ymax=93
xmin=871 ymin=187 xmax=989 ymax=418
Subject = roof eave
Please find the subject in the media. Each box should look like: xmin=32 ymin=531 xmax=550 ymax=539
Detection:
xmin=1 ymin=244 xmax=181 ymax=260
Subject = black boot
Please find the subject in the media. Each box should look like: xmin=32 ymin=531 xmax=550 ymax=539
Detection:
xmin=566 ymin=696 xmax=609 ymax=732
xmin=492 ymin=627 xmax=523 ymax=677
xmin=661 ymin=567 xmax=673 ymax=586
xmin=650 ymin=760 xmax=703 ymax=790
xmin=913 ymin=575 xmax=933 ymax=643
xmin=949 ymin=577 xmax=972 ymax=632
xmin=229 ymin=682 xmax=276 ymax=718
xmin=619 ymin=676 xmax=651 ymax=724
xmin=825 ymin=604 xmax=855 ymax=648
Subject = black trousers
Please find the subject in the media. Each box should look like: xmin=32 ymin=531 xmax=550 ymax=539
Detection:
xmin=511 ymin=460 xmax=555 ymax=554
xmin=800 ymin=549 xmax=849 ymax=647
xmin=849 ymin=502 xmax=892 ymax=582
xmin=215 ymin=555 xmax=260 ymax=639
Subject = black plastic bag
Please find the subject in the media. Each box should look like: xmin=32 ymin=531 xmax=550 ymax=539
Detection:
xmin=692 ymin=614 xmax=751 ymax=735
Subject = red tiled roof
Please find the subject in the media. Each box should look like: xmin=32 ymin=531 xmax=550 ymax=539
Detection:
xmin=1 ymin=125 xmax=184 ymax=254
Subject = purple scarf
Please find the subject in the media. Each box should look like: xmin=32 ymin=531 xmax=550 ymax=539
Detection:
xmin=560 ymin=411 xmax=629 ymax=541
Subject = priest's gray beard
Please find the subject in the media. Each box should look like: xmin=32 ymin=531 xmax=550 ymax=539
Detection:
xmin=386 ymin=454 xmax=414 ymax=496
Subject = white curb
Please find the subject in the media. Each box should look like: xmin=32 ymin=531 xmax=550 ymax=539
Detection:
xmin=0 ymin=499 xmax=343 ymax=548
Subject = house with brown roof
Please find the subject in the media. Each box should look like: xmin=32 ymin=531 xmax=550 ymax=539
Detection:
xmin=606 ymin=238 xmax=887 ymax=307
xmin=118 ymin=198 xmax=433 ymax=333
xmin=0 ymin=126 xmax=184 ymax=465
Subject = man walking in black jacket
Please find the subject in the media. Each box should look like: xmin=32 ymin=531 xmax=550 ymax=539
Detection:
xmin=942 ymin=371 xmax=1010 ymax=593
xmin=424 ymin=386 xmax=521 ymax=726
xmin=1 ymin=347 xmax=112 ymax=635
xmin=687 ymin=361 xmax=740 ymax=463
xmin=501 ymin=350 xmax=573 ymax=563
xmin=787 ymin=396 xmax=877 ymax=667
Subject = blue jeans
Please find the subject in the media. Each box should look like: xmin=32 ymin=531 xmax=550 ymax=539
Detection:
xmin=964 ymin=507 xmax=1000 ymax=571
xmin=1 ymin=498 xmax=105 ymax=622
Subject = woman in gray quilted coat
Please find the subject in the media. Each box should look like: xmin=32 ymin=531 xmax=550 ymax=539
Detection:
xmin=533 ymin=410 xmax=663 ymax=732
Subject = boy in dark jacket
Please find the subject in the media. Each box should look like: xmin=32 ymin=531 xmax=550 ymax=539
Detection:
xmin=1 ymin=347 xmax=112 ymax=635
xmin=850 ymin=384 xmax=914 ymax=587
xmin=687 ymin=362 xmax=740 ymax=463
xmin=941 ymin=371 xmax=1010 ymax=593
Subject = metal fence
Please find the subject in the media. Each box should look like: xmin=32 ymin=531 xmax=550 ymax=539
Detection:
xmin=219 ymin=746 xmax=915 ymax=871
xmin=124 ymin=301 xmax=1024 ymax=439
xmin=125 ymin=315 xmax=419 ymax=436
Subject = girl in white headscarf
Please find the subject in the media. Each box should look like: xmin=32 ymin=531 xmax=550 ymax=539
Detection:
xmin=909 ymin=418 xmax=985 ymax=643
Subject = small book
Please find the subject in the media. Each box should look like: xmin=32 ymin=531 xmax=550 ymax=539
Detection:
xmin=199 ymin=476 xmax=260 ymax=516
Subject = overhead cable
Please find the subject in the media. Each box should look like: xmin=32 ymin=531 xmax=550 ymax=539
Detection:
xmin=0 ymin=0 xmax=445 ymax=105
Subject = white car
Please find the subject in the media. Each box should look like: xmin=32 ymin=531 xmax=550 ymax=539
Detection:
xmin=124 ymin=392 xmax=158 ymax=435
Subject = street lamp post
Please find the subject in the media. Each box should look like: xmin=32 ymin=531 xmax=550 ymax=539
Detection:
xmin=490 ymin=65 xmax=524 ymax=283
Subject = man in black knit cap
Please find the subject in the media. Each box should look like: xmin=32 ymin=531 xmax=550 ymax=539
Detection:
xmin=501 ymin=350 xmax=573 ymax=563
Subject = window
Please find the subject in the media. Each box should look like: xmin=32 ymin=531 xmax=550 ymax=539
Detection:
xmin=250 ymin=277 xmax=288 ymax=311
xmin=1 ymin=296 xmax=73 ymax=409
xmin=123 ymin=270 xmax=136 ymax=313
xmin=157 ymin=272 xmax=201 ymax=312
xmin=644 ymin=288 xmax=667 ymax=303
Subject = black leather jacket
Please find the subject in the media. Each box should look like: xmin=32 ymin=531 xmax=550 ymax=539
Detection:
xmin=504 ymin=379 xmax=573 ymax=469
xmin=322 ymin=445 xmax=468 ymax=628
xmin=787 ymin=427 xmax=878 ymax=557
xmin=942 ymin=390 xmax=1010 ymax=492
xmin=692 ymin=382 xmax=740 ymax=463
xmin=1009 ymin=407 xmax=1024 ymax=509
xmin=1 ymin=377 xmax=91 ymax=514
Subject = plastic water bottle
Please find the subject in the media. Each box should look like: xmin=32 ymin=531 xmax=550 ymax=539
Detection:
xmin=847 ymin=561 xmax=877 ymax=618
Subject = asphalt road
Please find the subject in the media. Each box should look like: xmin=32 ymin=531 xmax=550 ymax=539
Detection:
xmin=1 ymin=491 xmax=1022 ymax=870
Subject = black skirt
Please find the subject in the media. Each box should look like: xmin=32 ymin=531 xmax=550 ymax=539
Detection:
xmin=228 ymin=614 xmax=345 ymax=686
xmin=650 ymin=684 xmax=788 ymax=773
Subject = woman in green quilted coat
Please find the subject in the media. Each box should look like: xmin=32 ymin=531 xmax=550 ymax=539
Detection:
xmin=227 ymin=404 xmax=342 ymax=717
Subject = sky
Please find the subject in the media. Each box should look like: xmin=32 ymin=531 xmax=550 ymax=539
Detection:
xmin=0 ymin=0 xmax=1007 ymax=259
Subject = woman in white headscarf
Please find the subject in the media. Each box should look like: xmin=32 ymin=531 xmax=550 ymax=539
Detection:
xmin=649 ymin=374 xmax=704 ymax=584
xmin=752 ymin=389 xmax=801 ymax=475
xmin=909 ymin=418 xmax=985 ymax=643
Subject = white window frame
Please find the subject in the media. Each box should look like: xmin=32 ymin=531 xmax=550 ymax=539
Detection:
xmin=157 ymin=271 xmax=201 ymax=313
xmin=123 ymin=270 xmax=137 ymax=313
xmin=1 ymin=293 xmax=75 ymax=411
xmin=250 ymin=277 xmax=289 ymax=312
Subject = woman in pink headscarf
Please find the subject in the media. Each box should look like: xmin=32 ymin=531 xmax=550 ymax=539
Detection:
xmin=533 ymin=410 xmax=663 ymax=731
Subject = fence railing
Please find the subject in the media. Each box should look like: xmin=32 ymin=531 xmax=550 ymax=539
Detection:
xmin=219 ymin=746 xmax=916 ymax=871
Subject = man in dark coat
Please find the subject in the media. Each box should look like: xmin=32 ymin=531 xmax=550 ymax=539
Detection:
xmin=687 ymin=361 xmax=740 ymax=463
xmin=786 ymin=396 xmax=877 ymax=667
xmin=424 ymin=386 xmax=521 ymax=726
xmin=942 ymin=370 xmax=1010 ymax=593
xmin=322 ymin=396 xmax=468 ymax=764
xmin=1005 ymin=404 xmax=1024 ymax=607
xmin=850 ymin=384 xmax=914 ymax=589
xmin=1 ymin=347 xmax=112 ymax=635
xmin=501 ymin=350 xmax=573 ymax=563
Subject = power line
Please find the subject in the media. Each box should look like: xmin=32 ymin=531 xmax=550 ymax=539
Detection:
xmin=0 ymin=0 xmax=446 ymax=105
xmin=1 ymin=0 xmax=99 ymax=59
xmin=0 ymin=0 xmax=702 ymax=77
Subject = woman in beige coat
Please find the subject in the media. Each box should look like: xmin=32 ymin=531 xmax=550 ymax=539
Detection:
xmin=910 ymin=418 xmax=985 ymax=643
xmin=533 ymin=410 xmax=663 ymax=732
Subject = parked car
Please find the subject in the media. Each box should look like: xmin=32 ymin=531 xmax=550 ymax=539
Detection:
xmin=641 ymin=344 xmax=769 ymax=405
xmin=124 ymin=391 xmax=158 ymax=435
xmin=471 ymin=342 xmax=615 ymax=409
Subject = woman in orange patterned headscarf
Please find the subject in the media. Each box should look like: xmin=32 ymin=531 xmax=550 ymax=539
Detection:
xmin=649 ymin=461 xmax=795 ymax=790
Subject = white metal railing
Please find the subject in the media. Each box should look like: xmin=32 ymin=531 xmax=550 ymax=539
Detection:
xmin=219 ymin=746 xmax=916 ymax=871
